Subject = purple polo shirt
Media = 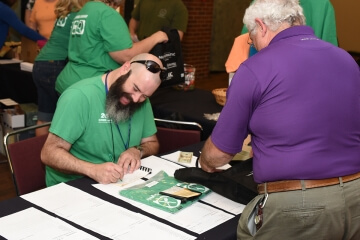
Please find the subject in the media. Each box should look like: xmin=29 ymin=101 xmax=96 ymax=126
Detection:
xmin=212 ymin=26 xmax=360 ymax=183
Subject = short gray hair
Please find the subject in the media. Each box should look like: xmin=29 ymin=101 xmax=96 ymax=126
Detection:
xmin=243 ymin=0 xmax=305 ymax=34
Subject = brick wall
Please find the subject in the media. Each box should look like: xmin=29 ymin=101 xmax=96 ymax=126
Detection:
xmin=182 ymin=0 xmax=214 ymax=81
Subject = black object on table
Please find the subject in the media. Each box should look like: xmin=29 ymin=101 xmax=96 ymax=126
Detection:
xmin=150 ymin=87 xmax=223 ymax=141
xmin=0 ymin=63 xmax=37 ymax=104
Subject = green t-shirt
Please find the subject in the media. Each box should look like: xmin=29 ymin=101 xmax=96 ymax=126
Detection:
xmin=131 ymin=0 xmax=188 ymax=40
xmin=47 ymin=75 xmax=157 ymax=186
xmin=241 ymin=0 xmax=338 ymax=46
xmin=35 ymin=12 xmax=77 ymax=61
xmin=56 ymin=2 xmax=133 ymax=93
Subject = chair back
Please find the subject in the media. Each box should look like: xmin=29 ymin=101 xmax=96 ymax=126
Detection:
xmin=3 ymin=123 xmax=50 ymax=195
xmin=155 ymin=118 xmax=202 ymax=154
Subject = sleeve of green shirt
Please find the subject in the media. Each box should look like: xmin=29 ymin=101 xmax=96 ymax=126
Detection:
xmin=101 ymin=10 xmax=133 ymax=52
xmin=50 ymin=88 xmax=88 ymax=144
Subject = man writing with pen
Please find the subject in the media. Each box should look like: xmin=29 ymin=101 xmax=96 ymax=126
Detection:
xmin=41 ymin=53 xmax=166 ymax=187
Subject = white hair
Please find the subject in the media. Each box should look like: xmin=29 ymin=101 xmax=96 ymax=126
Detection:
xmin=243 ymin=0 xmax=305 ymax=34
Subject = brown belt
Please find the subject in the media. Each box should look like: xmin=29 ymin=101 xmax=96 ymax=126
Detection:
xmin=258 ymin=171 xmax=360 ymax=194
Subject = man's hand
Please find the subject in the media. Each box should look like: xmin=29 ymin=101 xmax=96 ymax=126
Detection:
xmin=131 ymin=34 xmax=139 ymax=43
xmin=117 ymin=147 xmax=142 ymax=176
xmin=151 ymin=31 xmax=169 ymax=44
xmin=198 ymin=156 xmax=217 ymax=173
xmin=200 ymin=137 xmax=234 ymax=172
xmin=89 ymin=162 xmax=124 ymax=184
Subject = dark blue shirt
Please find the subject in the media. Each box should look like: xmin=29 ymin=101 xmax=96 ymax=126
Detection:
xmin=0 ymin=2 xmax=45 ymax=47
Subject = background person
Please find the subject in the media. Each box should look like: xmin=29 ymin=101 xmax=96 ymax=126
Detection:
xmin=0 ymin=0 xmax=45 ymax=47
xmin=28 ymin=0 xmax=58 ymax=39
xmin=42 ymin=53 xmax=164 ymax=187
xmin=32 ymin=0 xmax=89 ymax=136
xmin=56 ymin=0 xmax=168 ymax=94
xmin=199 ymin=0 xmax=360 ymax=239
xmin=128 ymin=0 xmax=188 ymax=42
xmin=24 ymin=0 xmax=35 ymax=27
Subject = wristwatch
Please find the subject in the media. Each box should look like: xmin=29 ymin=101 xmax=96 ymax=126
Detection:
xmin=134 ymin=145 xmax=143 ymax=158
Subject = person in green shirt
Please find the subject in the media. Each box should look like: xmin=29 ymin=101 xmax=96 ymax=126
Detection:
xmin=129 ymin=0 xmax=188 ymax=42
xmin=56 ymin=0 xmax=168 ymax=94
xmin=41 ymin=53 xmax=166 ymax=186
xmin=32 ymin=0 xmax=88 ymax=136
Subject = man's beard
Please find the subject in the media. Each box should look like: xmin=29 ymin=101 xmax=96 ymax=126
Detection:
xmin=105 ymin=71 xmax=143 ymax=123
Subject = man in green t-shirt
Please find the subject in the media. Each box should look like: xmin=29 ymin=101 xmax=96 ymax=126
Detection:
xmin=129 ymin=0 xmax=188 ymax=42
xmin=42 ymin=53 xmax=166 ymax=187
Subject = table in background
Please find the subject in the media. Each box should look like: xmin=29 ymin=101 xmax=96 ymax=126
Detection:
xmin=0 ymin=143 xmax=240 ymax=240
xmin=150 ymin=87 xmax=223 ymax=140
xmin=0 ymin=63 xmax=36 ymax=104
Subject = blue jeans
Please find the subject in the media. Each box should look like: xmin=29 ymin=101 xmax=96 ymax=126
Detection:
xmin=237 ymin=177 xmax=360 ymax=240
xmin=32 ymin=60 xmax=66 ymax=121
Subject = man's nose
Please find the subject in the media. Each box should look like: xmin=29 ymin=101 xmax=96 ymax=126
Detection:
xmin=132 ymin=92 xmax=142 ymax=103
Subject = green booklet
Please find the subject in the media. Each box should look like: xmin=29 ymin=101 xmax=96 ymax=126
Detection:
xmin=119 ymin=171 xmax=210 ymax=213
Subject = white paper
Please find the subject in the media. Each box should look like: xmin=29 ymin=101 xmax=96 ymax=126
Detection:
xmin=22 ymin=183 xmax=107 ymax=219
xmin=93 ymin=156 xmax=236 ymax=234
xmin=141 ymin=155 xmax=185 ymax=177
xmin=116 ymin=167 xmax=151 ymax=187
xmin=0 ymin=207 xmax=99 ymax=240
xmin=21 ymin=183 xmax=195 ymax=240
xmin=167 ymin=202 xmax=233 ymax=233
xmin=201 ymin=192 xmax=246 ymax=215
xmin=69 ymin=203 xmax=195 ymax=240
xmin=93 ymin=183 xmax=234 ymax=235
xmin=161 ymin=151 xmax=198 ymax=168
xmin=20 ymin=62 xmax=33 ymax=72
xmin=161 ymin=151 xmax=231 ymax=170
xmin=0 ymin=98 xmax=18 ymax=106
xmin=92 ymin=156 xmax=184 ymax=207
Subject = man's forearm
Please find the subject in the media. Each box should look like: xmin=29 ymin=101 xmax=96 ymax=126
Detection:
xmin=139 ymin=139 xmax=159 ymax=158
xmin=199 ymin=137 xmax=234 ymax=172
xmin=128 ymin=18 xmax=139 ymax=36
xmin=41 ymin=134 xmax=94 ymax=177
xmin=42 ymin=145 xmax=92 ymax=176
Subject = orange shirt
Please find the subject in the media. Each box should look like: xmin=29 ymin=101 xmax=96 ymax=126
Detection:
xmin=225 ymin=33 xmax=250 ymax=73
xmin=30 ymin=0 xmax=58 ymax=39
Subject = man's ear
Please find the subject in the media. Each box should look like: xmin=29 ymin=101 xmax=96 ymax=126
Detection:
xmin=122 ymin=61 xmax=132 ymax=73
xmin=255 ymin=18 xmax=267 ymax=37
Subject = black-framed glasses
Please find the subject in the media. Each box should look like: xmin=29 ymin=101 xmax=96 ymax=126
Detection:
xmin=130 ymin=60 xmax=167 ymax=82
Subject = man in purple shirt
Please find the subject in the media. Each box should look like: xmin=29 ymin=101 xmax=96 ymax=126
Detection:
xmin=199 ymin=0 xmax=360 ymax=239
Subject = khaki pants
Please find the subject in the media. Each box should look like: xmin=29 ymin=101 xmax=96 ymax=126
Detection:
xmin=237 ymin=177 xmax=360 ymax=240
